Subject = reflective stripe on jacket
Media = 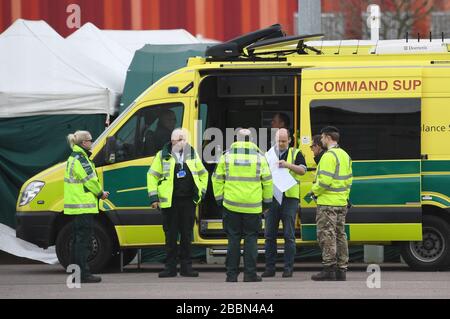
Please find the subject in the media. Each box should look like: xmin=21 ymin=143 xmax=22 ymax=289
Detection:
xmin=147 ymin=143 xmax=208 ymax=208
xmin=212 ymin=141 xmax=273 ymax=214
xmin=311 ymin=146 xmax=352 ymax=206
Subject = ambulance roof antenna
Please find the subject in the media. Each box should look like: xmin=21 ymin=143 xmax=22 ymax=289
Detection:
xmin=418 ymin=33 xmax=421 ymax=42
xmin=406 ymin=31 xmax=409 ymax=43
xmin=367 ymin=4 xmax=380 ymax=42
xmin=371 ymin=39 xmax=379 ymax=54
xmin=334 ymin=40 xmax=342 ymax=55
xmin=430 ymin=31 xmax=432 ymax=42
xmin=353 ymin=40 xmax=360 ymax=55
xmin=442 ymin=32 xmax=445 ymax=43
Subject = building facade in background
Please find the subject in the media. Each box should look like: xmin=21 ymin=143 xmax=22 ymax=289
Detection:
xmin=1 ymin=0 xmax=450 ymax=41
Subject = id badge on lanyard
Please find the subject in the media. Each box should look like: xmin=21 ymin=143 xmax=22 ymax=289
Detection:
xmin=176 ymin=153 xmax=186 ymax=178
xmin=177 ymin=169 xmax=186 ymax=178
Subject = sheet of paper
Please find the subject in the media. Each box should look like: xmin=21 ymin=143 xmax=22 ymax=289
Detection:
xmin=265 ymin=146 xmax=298 ymax=194
xmin=265 ymin=146 xmax=279 ymax=171
xmin=273 ymin=186 xmax=283 ymax=205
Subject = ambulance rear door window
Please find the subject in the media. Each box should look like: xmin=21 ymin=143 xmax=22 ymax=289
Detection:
xmin=309 ymin=98 xmax=421 ymax=160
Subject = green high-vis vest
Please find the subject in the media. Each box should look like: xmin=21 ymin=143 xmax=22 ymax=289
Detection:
xmin=147 ymin=143 xmax=208 ymax=208
xmin=284 ymin=147 xmax=303 ymax=200
xmin=64 ymin=145 xmax=102 ymax=215
xmin=311 ymin=146 xmax=353 ymax=206
xmin=212 ymin=141 xmax=273 ymax=214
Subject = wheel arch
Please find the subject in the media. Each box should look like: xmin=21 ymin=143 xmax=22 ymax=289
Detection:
xmin=52 ymin=211 xmax=120 ymax=248
xmin=423 ymin=204 xmax=450 ymax=225
xmin=399 ymin=206 xmax=450 ymax=270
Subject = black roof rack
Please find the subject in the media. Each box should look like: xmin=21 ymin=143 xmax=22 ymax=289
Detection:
xmin=247 ymin=33 xmax=324 ymax=55
xmin=205 ymin=24 xmax=285 ymax=60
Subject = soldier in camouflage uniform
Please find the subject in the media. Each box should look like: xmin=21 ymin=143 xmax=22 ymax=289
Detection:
xmin=316 ymin=206 xmax=349 ymax=277
xmin=309 ymin=126 xmax=352 ymax=281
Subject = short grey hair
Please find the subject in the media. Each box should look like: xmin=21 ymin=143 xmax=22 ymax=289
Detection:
xmin=171 ymin=128 xmax=189 ymax=141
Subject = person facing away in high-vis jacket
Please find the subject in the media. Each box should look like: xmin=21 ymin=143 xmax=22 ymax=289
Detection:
xmin=64 ymin=130 xmax=109 ymax=284
xmin=147 ymin=128 xmax=208 ymax=278
xmin=309 ymin=126 xmax=353 ymax=281
xmin=212 ymin=129 xmax=273 ymax=283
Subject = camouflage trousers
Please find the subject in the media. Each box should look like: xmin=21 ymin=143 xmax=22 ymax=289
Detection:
xmin=316 ymin=205 xmax=349 ymax=270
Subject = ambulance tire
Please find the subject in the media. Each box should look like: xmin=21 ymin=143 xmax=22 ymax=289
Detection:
xmin=400 ymin=215 xmax=450 ymax=271
xmin=55 ymin=220 xmax=114 ymax=274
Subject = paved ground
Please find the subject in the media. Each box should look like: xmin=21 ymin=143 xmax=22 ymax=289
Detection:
xmin=0 ymin=262 xmax=449 ymax=299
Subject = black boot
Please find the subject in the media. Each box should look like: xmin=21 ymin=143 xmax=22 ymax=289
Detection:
xmin=81 ymin=274 xmax=102 ymax=283
xmin=159 ymin=269 xmax=177 ymax=278
xmin=226 ymin=275 xmax=238 ymax=282
xmin=336 ymin=269 xmax=347 ymax=281
xmin=261 ymin=269 xmax=276 ymax=278
xmin=311 ymin=266 xmax=336 ymax=281
xmin=243 ymin=274 xmax=262 ymax=282
xmin=282 ymin=269 xmax=293 ymax=278
xmin=180 ymin=265 xmax=199 ymax=277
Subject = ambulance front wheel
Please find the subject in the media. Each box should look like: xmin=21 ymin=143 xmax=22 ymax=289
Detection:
xmin=400 ymin=215 xmax=450 ymax=271
xmin=55 ymin=219 xmax=114 ymax=274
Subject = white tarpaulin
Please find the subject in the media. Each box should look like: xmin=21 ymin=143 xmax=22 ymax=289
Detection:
xmin=66 ymin=22 xmax=133 ymax=82
xmin=0 ymin=223 xmax=58 ymax=264
xmin=0 ymin=19 xmax=122 ymax=117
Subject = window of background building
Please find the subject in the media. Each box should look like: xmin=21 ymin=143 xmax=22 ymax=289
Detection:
xmin=432 ymin=12 xmax=450 ymax=37
xmin=321 ymin=13 xmax=345 ymax=40
xmin=362 ymin=11 xmax=412 ymax=40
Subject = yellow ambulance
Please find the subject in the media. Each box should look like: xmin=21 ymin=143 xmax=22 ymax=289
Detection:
xmin=16 ymin=25 xmax=450 ymax=272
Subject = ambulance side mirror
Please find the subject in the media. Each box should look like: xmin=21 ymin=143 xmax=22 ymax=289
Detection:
xmin=105 ymin=136 xmax=116 ymax=164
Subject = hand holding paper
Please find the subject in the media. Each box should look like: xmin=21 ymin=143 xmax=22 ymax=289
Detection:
xmin=265 ymin=146 xmax=297 ymax=204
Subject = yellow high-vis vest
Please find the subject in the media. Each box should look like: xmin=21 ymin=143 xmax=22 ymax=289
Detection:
xmin=311 ymin=146 xmax=353 ymax=206
xmin=147 ymin=143 xmax=208 ymax=208
xmin=284 ymin=147 xmax=303 ymax=200
xmin=212 ymin=141 xmax=273 ymax=214
xmin=64 ymin=145 xmax=102 ymax=215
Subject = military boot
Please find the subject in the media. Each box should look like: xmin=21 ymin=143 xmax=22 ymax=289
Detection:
xmin=336 ymin=269 xmax=347 ymax=281
xmin=311 ymin=266 xmax=336 ymax=281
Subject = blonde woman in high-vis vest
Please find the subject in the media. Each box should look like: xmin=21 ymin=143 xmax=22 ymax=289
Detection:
xmin=64 ymin=130 xmax=109 ymax=283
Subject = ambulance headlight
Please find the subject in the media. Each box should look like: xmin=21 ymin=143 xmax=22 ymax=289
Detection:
xmin=19 ymin=181 xmax=45 ymax=206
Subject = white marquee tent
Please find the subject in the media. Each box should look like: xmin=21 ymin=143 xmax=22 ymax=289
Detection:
xmin=0 ymin=19 xmax=122 ymax=117
xmin=65 ymin=23 xmax=218 ymax=104
xmin=66 ymin=22 xmax=133 ymax=82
